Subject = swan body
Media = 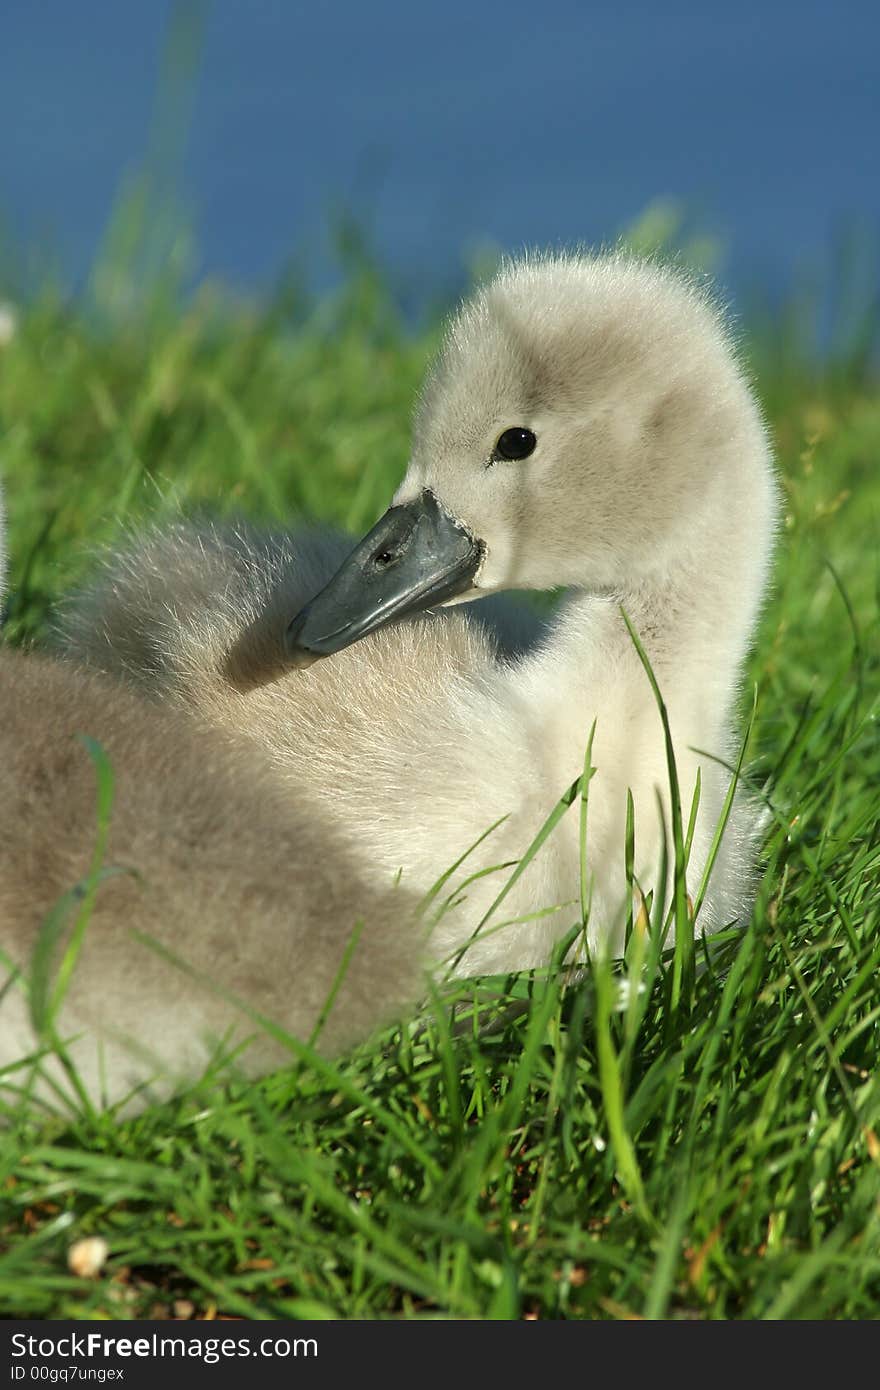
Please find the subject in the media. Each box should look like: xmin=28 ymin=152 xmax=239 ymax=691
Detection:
xmin=0 ymin=498 xmax=422 ymax=1112
xmin=60 ymin=251 xmax=778 ymax=979
xmin=59 ymin=519 xmax=547 ymax=690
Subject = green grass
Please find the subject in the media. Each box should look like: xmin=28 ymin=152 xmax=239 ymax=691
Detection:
xmin=1 ymin=248 xmax=879 ymax=1320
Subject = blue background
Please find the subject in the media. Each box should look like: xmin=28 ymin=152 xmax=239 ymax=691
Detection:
xmin=2 ymin=0 xmax=877 ymax=302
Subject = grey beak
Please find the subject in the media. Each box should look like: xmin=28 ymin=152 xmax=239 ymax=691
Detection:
xmin=285 ymin=490 xmax=484 ymax=666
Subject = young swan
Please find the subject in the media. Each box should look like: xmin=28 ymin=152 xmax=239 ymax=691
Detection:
xmin=63 ymin=253 xmax=778 ymax=977
xmin=0 ymin=493 xmax=421 ymax=1111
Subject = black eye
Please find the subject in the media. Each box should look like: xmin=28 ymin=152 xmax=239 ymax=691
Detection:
xmin=494 ymin=427 xmax=537 ymax=461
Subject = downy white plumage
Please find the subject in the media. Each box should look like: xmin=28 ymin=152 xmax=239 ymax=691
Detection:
xmin=0 ymin=485 xmax=423 ymax=1112
xmin=62 ymin=251 xmax=778 ymax=980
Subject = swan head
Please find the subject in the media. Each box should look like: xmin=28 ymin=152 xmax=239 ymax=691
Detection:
xmin=287 ymin=251 xmax=773 ymax=663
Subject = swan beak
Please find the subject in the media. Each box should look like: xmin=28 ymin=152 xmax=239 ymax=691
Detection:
xmin=285 ymin=490 xmax=484 ymax=666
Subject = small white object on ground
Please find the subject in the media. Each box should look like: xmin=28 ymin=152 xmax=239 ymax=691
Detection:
xmin=67 ymin=1235 xmax=110 ymax=1278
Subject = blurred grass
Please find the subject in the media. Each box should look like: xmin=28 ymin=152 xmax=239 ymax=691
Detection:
xmin=0 ymin=206 xmax=879 ymax=1319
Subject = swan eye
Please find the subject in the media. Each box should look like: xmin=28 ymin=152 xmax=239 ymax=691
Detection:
xmin=494 ymin=427 xmax=537 ymax=461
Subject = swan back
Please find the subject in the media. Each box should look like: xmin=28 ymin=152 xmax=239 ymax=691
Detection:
xmin=0 ymin=649 xmax=422 ymax=1109
xmin=58 ymin=517 xmax=546 ymax=704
